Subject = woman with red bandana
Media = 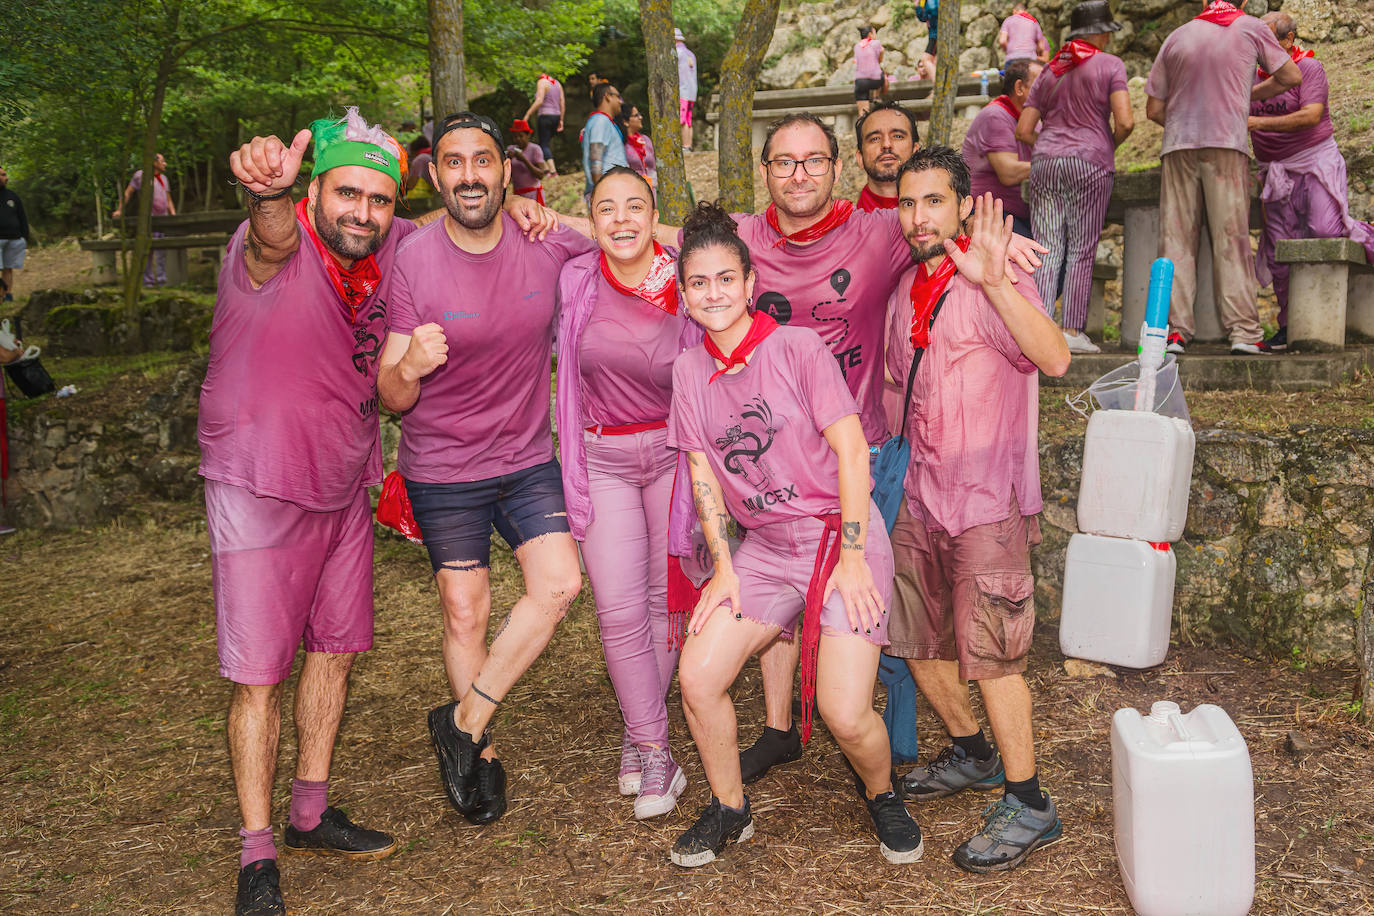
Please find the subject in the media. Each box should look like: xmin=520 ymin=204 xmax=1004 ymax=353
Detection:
xmin=664 ymin=202 xmax=922 ymax=868
xmin=555 ymin=167 xmax=698 ymax=820
xmin=618 ymin=104 xmax=659 ymax=190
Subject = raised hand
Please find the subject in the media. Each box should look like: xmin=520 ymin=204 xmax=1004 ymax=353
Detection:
xmin=946 ymin=192 xmax=1014 ymax=289
xmin=230 ymin=128 xmax=312 ymax=196
xmin=400 ymin=323 xmax=449 ymax=380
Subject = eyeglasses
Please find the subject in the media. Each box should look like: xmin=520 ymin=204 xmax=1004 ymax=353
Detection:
xmin=764 ymin=156 xmax=836 ymax=179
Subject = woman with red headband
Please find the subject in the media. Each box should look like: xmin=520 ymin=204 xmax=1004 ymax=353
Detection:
xmin=664 ymin=202 xmax=923 ymax=868
xmin=555 ymin=167 xmax=700 ymax=820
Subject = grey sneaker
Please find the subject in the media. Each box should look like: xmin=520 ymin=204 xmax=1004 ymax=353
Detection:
xmin=900 ymin=744 xmax=1004 ymax=800
xmin=953 ymin=791 xmax=1063 ymax=873
xmin=633 ymin=745 xmax=687 ymax=820
xmin=618 ymin=731 xmax=641 ymax=796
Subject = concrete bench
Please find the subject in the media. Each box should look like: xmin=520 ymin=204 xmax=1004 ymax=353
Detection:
xmin=1277 ymin=237 xmax=1374 ymax=351
xmin=1086 ymin=260 xmax=1118 ymax=340
xmin=78 ymin=234 xmax=231 ymax=285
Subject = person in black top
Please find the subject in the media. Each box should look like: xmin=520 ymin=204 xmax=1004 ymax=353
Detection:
xmin=0 ymin=167 xmax=30 ymax=302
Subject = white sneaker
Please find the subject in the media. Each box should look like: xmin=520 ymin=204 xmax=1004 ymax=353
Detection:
xmin=1063 ymin=329 xmax=1101 ymax=354
xmin=634 ymin=746 xmax=687 ymax=820
xmin=1230 ymin=341 xmax=1271 ymax=355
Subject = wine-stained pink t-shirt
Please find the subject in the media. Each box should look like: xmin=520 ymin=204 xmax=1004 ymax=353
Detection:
xmin=1000 ymin=14 xmax=1044 ymax=61
xmin=963 ymin=102 xmax=1032 ymax=220
xmin=387 ymin=213 xmax=596 ymax=483
xmin=1025 ymin=51 xmax=1128 ymax=174
xmin=668 ymin=326 xmax=859 ymax=527
xmin=579 ymin=275 xmax=684 ymax=427
xmin=199 ymin=216 xmax=417 ymax=511
xmin=1249 ymin=56 xmax=1332 ymax=163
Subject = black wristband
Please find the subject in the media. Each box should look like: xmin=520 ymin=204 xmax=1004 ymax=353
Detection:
xmin=231 ymin=179 xmax=293 ymax=202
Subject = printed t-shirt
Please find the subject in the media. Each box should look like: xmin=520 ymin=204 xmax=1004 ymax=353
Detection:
xmin=1025 ymin=51 xmax=1128 ymax=174
xmin=199 ymin=216 xmax=418 ymax=511
xmin=1001 ymin=15 xmax=1044 ymax=61
xmin=128 ymin=170 xmax=171 ymax=215
xmin=1250 ymin=56 xmax=1333 ymax=163
xmin=883 ymin=260 xmax=1044 ymax=536
xmin=668 ymin=326 xmax=859 ymax=527
xmin=962 ymin=102 xmax=1032 ymax=220
xmin=579 ymin=274 xmax=682 ymax=426
xmin=855 ymin=40 xmax=884 ymax=80
xmin=582 ymin=113 xmax=629 ymax=195
xmin=538 ymin=77 xmax=564 ymax=116
xmin=677 ymin=44 xmax=698 ymax=101
xmin=1145 ymin=15 xmax=1290 ymax=156
xmin=386 ymin=213 xmax=596 ymax=483
xmin=508 ymin=141 xmax=546 ymax=194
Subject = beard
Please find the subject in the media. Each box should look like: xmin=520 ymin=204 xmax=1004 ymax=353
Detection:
xmin=440 ymin=176 xmax=505 ymax=230
xmin=314 ymin=210 xmax=383 ymax=261
xmin=907 ymin=238 xmax=948 ymax=263
xmin=864 ymin=158 xmax=901 ymax=184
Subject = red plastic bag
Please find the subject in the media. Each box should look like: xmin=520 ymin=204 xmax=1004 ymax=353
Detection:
xmin=376 ymin=471 xmax=423 ymax=543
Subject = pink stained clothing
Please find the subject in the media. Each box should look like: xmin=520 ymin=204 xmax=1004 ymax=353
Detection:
xmin=729 ymin=501 xmax=892 ymax=646
xmin=884 ymin=262 xmax=1044 ymax=538
xmin=581 ymin=428 xmax=680 ymax=747
xmin=962 ymin=101 xmax=1032 ymax=221
xmin=387 ymin=213 xmax=596 ymax=483
xmin=668 ymin=325 xmax=861 ymax=528
xmin=854 ymin=39 xmax=884 ymax=80
xmin=579 ymin=273 xmax=682 ymax=427
xmin=508 ymin=141 xmax=545 ymax=195
xmin=625 ymin=134 xmax=658 ymax=186
xmin=206 ymin=479 xmax=375 ymax=685
xmin=1000 ymin=14 xmax=1044 ymax=61
xmin=128 ymin=169 xmax=171 ymax=215
xmin=199 ymin=216 xmax=417 ymax=511
xmin=1250 ymin=56 xmax=1333 ymax=163
xmin=538 ymin=76 xmax=564 ymax=116
xmin=1145 ymin=14 xmax=1291 ymax=157
xmin=1028 ymin=155 xmax=1115 ymax=331
xmin=1025 ymin=50 xmax=1128 ymax=175
xmin=727 ymin=209 xmax=911 ymax=446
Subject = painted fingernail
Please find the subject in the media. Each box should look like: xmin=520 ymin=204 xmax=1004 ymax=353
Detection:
xmin=866 ymin=629 xmax=871 ymax=634
xmin=853 ymin=627 xmax=859 ymax=633
xmin=736 ymin=613 xmax=742 ymax=620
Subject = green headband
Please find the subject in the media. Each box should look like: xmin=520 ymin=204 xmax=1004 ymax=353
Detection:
xmin=311 ymin=139 xmax=402 ymax=190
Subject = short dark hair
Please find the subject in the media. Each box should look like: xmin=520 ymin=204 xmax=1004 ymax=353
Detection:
xmin=1002 ymin=58 xmax=1039 ymax=96
xmin=855 ymin=101 xmax=920 ymax=146
xmin=896 ymin=145 xmax=971 ymax=203
xmin=592 ymin=82 xmax=618 ymax=109
xmin=858 ymin=25 xmax=876 ymax=38
xmin=761 ymin=112 xmax=838 ymax=163
xmin=678 ymin=201 xmax=752 ymax=285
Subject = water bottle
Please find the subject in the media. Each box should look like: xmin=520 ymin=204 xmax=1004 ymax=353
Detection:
xmin=1134 ymin=258 xmax=1173 ymax=412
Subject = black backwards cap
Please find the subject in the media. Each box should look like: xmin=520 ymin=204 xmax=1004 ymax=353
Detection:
xmin=433 ymin=112 xmax=506 ymax=158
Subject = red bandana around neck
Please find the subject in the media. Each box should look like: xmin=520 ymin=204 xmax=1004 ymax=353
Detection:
xmin=764 ymin=199 xmax=854 ymax=248
xmin=909 ymin=235 xmax=971 ymax=349
xmin=1258 ymin=44 xmax=1314 ymax=79
xmin=1049 ymin=38 xmax=1100 ymax=76
xmin=857 ymin=185 xmax=898 ymax=212
xmin=625 ymin=131 xmax=648 ymax=161
xmin=599 ymin=242 xmax=679 ymax=314
xmin=1014 ymin=9 xmax=1038 ymax=23
xmin=992 ymin=94 xmax=1022 ymax=120
xmin=1196 ymin=0 xmax=1244 ymax=26
xmin=703 ymin=311 xmax=779 ymax=383
xmin=295 ymin=198 xmax=382 ymax=322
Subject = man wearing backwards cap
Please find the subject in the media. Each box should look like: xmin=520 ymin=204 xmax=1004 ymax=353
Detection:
xmin=202 ymin=108 xmax=555 ymax=916
xmin=377 ymin=112 xmax=596 ymax=831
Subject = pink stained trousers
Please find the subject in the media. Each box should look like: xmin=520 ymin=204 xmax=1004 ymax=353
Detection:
xmin=579 ymin=427 xmax=680 ymax=748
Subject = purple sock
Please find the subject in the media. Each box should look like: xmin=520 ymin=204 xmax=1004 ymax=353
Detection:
xmin=239 ymin=826 xmax=275 ymax=869
xmin=288 ymin=778 xmax=329 ymax=832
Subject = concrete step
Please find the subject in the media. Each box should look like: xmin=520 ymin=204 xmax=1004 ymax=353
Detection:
xmin=1040 ymin=343 xmax=1374 ymax=392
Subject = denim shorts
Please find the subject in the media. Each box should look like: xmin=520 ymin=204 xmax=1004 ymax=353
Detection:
xmin=405 ymin=459 xmax=571 ymax=573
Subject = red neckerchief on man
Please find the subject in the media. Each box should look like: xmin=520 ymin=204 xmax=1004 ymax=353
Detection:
xmin=1196 ymin=0 xmax=1244 ymax=26
xmin=909 ymin=235 xmax=971 ymax=349
xmin=295 ymin=198 xmax=381 ymax=322
xmin=764 ymin=198 xmax=854 ymax=248
xmin=857 ymin=185 xmax=898 ymax=212
xmin=1014 ymin=9 xmax=1038 ymax=23
xmin=1048 ymin=38 xmax=1100 ymax=76
xmin=579 ymin=110 xmax=616 ymax=144
xmin=1258 ymin=44 xmax=1315 ymax=79
xmin=599 ymin=242 xmax=679 ymax=315
xmin=991 ymin=94 xmax=1022 ymax=120
xmin=703 ymin=311 xmax=779 ymax=383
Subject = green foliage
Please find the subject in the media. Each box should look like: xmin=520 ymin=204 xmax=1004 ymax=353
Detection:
xmin=466 ymin=0 xmax=603 ymax=87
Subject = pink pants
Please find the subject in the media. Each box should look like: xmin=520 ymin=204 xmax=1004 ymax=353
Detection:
xmin=580 ymin=427 xmax=679 ymax=748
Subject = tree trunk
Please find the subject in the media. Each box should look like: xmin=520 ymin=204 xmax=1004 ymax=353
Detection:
xmin=122 ymin=32 xmax=179 ymax=315
xmin=428 ymin=0 xmax=466 ymax=118
xmin=926 ymin=0 xmax=962 ymax=148
xmin=716 ymin=0 xmax=781 ymax=213
xmin=1358 ymin=527 xmax=1374 ymax=723
xmin=638 ymin=0 xmax=689 ymax=225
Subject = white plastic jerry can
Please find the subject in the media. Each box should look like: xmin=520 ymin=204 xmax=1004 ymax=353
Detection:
xmin=1059 ymin=534 xmax=1176 ymax=669
xmin=1112 ymin=702 xmax=1255 ymax=916
xmin=1077 ymin=409 xmax=1195 ymax=542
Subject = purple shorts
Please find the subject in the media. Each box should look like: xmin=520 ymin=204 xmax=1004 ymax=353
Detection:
xmin=206 ymin=479 xmax=374 ymax=685
xmin=731 ymin=500 xmax=892 ymax=646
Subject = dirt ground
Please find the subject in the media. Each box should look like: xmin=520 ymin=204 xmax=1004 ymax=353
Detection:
xmin=1 ymin=503 xmax=1371 ymax=915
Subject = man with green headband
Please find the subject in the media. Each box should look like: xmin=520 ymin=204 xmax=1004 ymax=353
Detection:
xmin=202 ymin=108 xmax=557 ymax=916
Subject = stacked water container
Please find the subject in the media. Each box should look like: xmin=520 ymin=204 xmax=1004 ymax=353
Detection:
xmin=1059 ymin=259 xmax=1194 ymax=670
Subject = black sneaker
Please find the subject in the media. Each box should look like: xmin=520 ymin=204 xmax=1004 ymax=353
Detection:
xmin=739 ymin=724 xmax=802 ymax=784
xmin=235 ymin=859 xmax=284 ymax=916
xmin=901 ymin=744 xmax=1005 ymax=801
xmin=670 ymin=797 xmax=755 ymax=867
xmin=283 ymin=806 xmax=397 ymax=860
xmin=1264 ymin=327 xmax=1287 ymax=351
xmin=466 ymin=757 xmax=508 ymax=826
xmin=428 ymin=701 xmax=488 ymax=816
xmin=866 ymin=791 xmax=924 ymax=864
